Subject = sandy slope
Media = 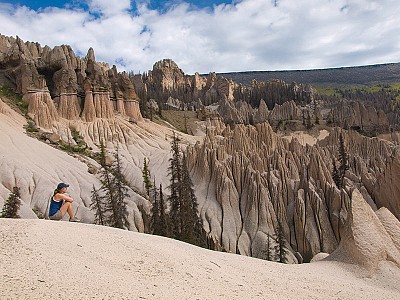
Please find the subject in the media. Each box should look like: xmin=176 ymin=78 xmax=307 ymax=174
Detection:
xmin=1 ymin=219 xmax=399 ymax=300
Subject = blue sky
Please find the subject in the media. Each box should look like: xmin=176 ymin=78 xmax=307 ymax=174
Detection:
xmin=0 ymin=0 xmax=399 ymax=74
xmin=7 ymin=1 xmax=230 ymax=11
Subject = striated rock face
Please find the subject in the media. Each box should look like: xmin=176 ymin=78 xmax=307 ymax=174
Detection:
xmin=373 ymin=147 xmax=400 ymax=219
xmin=329 ymin=101 xmax=390 ymax=134
xmin=328 ymin=189 xmax=400 ymax=271
xmin=0 ymin=35 xmax=142 ymax=128
xmin=132 ymin=59 xmax=238 ymax=108
xmin=217 ymin=98 xmax=305 ymax=126
xmin=268 ymin=100 xmax=302 ymax=121
xmin=186 ymin=122 xmax=399 ymax=262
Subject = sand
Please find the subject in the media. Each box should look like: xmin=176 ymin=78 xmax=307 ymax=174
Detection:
xmin=1 ymin=219 xmax=399 ymax=299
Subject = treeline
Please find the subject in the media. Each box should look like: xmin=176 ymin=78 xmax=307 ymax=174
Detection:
xmin=318 ymin=86 xmax=400 ymax=130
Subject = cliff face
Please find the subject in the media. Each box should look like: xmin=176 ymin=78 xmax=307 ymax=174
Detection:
xmin=186 ymin=122 xmax=399 ymax=262
xmin=0 ymin=35 xmax=142 ymax=128
xmin=133 ymin=59 xmax=236 ymax=109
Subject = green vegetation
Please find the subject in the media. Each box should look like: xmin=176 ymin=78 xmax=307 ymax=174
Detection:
xmin=90 ymin=142 xmax=129 ymax=229
xmin=142 ymin=158 xmax=152 ymax=197
xmin=0 ymin=86 xmax=28 ymax=114
xmin=154 ymin=110 xmax=199 ymax=135
xmin=332 ymin=133 xmax=349 ymax=189
xmin=168 ymin=134 xmax=207 ymax=247
xmin=315 ymin=82 xmax=400 ymax=97
xmin=274 ymin=221 xmax=289 ymax=263
xmin=60 ymin=129 xmax=89 ymax=154
xmin=32 ymin=207 xmax=45 ymax=219
xmin=24 ymin=119 xmax=39 ymax=133
xmin=1 ymin=187 xmax=22 ymax=218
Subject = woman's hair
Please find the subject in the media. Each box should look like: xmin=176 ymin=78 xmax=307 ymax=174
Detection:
xmin=53 ymin=189 xmax=60 ymax=197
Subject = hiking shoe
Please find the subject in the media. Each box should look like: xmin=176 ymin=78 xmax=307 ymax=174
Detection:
xmin=69 ymin=218 xmax=80 ymax=222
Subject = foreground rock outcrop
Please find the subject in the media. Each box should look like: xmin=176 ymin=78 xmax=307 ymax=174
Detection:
xmin=328 ymin=189 xmax=400 ymax=272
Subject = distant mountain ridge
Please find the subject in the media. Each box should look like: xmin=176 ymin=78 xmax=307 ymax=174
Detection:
xmin=216 ymin=62 xmax=400 ymax=86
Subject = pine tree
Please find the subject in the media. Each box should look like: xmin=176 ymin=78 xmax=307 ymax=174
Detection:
xmin=167 ymin=132 xmax=183 ymax=239
xmin=142 ymin=157 xmax=152 ymax=197
xmin=98 ymin=141 xmax=116 ymax=226
xmin=180 ymin=153 xmax=207 ymax=247
xmin=1 ymin=187 xmax=22 ymax=218
xmin=332 ymin=133 xmax=349 ymax=189
xmin=338 ymin=133 xmax=349 ymax=186
xmin=167 ymin=133 xmax=206 ymax=247
xmin=332 ymin=159 xmax=341 ymax=188
xmin=150 ymin=180 xmax=161 ymax=235
xmin=274 ymin=221 xmax=288 ymax=263
xmin=262 ymin=234 xmax=273 ymax=261
xmin=89 ymin=185 xmax=106 ymax=225
xmin=158 ymin=183 xmax=169 ymax=237
xmin=107 ymin=148 xmax=129 ymax=229
xmin=98 ymin=142 xmax=129 ymax=229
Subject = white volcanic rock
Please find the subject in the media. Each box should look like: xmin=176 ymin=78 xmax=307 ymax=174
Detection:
xmin=373 ymin=146 xmax=400 ymax=219
xmin=0 ymin=97 xmax=201 ymax=232
xmin=1 ymin=218 xmax=400 ymax=299
xmin=328 ymin=189 xmax=400 ymax=272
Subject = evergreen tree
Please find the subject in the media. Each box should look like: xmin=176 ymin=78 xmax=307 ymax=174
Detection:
xmin=332 ymin=133 xmax=349 ymax=189
xmin=1 ymin=187 xmax=22 ymax=218
xmin=150 ymin=180 xmax=161 ymax=235
xmin=107 ymin=148 xmax=129 ymax=229
xmin=338 ymin=133 xmax=349 ymax=186
xmin=167 ymin=132 xmax=183 ymax=239
xmin=98 ymin=141 xmax=116 ymax=226
xmin=142 ymin=157 xmax=152 ymax=197
xmin=167 ymin=133 xmax=206 ymax=247
xmin=274 ymin=221 xmax=288 ymax=263
xmin=97 ymin=142 xmax=129 ymax=229
xmin=158 ymin=183 xmax=169 ymax=237
xmin=89 ymin=184 xmax=106 ymax=225
xmin=180 ymin=153 xmax=207 ymax=247
xmin=332 ymin=159 xmax=341 ymax=188
xmin=262 ymin=234 xmax=273 ymax=261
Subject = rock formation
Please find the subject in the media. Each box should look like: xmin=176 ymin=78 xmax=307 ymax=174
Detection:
xmin=0 ymin=35 xmax=142 ymax=129
xmin=1 ymin=34 xmax=400 ymax=269
xmin=186 ymin=122 xmax=399 ymax=262
xmin=328 ymin=189 xmax=400 ymax=272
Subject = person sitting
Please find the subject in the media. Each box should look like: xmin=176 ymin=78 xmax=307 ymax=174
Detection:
xmin=48 ymin=182 xmax=79 ymax=222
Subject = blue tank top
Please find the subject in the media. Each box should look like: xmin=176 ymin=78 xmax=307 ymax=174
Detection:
xmin=49 ymin=198 xmax=63 ymax=216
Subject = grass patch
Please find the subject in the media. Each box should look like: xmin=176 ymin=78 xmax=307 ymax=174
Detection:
xmin=0 ymin=86 xmax=28 ymax=114
xmin=315 ymin=82 xmax=400 ymax=97
xmin=155 ymin=110 xmax=199 ymax=135
xmin=23 ymin=120 xmax=39 ymax=133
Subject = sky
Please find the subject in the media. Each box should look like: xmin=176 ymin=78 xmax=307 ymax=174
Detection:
xmin=0 ymin=0 xmax=399 ymax=74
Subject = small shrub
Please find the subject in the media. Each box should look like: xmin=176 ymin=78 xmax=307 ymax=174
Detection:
xmin=32 ymin=207 xmax=45 ymax=219
xmin=24 ymin=120 xmax=39 ymax=133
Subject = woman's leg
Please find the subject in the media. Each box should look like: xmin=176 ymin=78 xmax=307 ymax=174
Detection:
xmin=59 ymin=202 xmax=74 ymax=219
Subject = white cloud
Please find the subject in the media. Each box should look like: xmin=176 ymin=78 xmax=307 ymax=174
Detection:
xmin=88 ymin=0 xmax=132 ymax=16
xmin=0 ymin=0 xmax=399 ymax=74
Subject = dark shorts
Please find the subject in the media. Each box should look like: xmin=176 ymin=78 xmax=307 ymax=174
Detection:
xmin=49 ymin=210 xmax=62 ymax=220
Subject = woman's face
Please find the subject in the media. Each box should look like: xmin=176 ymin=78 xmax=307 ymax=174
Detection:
xmin=60 ymin=187 xmax=67 ymax=193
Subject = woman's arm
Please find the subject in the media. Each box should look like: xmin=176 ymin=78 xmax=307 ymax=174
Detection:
xmin=54 ymin=193 xmax=74 ymax=202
